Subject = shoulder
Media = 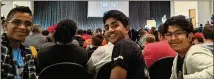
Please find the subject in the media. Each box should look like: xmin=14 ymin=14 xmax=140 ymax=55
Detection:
xmin=188 ymin=45 xmax=213 ymax=55
xmin=71 ymin=45 xmax=88 ymax=53
xmin=115 ymin=39 xmax=137 ymax=47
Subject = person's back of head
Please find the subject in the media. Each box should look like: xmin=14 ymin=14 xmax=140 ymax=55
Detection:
xmin=42 ymin=30 xmax=49 ymax=36
xmin=76 ymin=29 xmax=83 ymax=35
xmin=158 ymin=24 xmax=166 ymax=41
xmin=202 ymin=24 xmax=214 ymax=42
xmin=87 ymin=29 xmax=92 ymax=35
xmin=95 ymin=28 xmax=102 ymax=34
xmin=146 ymin=34 xmax=155 ymax=43
xmin=31 ymin=24 xmax=42 ymax=34
xmin=92 ymin=33 xmax=104 ymax=46
xmin=54 ymin=19 xmax=77 ymax=44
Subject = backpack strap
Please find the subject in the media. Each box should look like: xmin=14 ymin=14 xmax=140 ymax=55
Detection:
xmin=29 ymin=46 xmax=38 ymax=60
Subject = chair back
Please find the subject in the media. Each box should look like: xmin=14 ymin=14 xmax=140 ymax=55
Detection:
xmin=38 ymin=62 xmax=87 ymax=79
xmin=149 ymin=57 xmax=175 ymax=79
xmin=96 ymin=62 xmax=111 ymax=79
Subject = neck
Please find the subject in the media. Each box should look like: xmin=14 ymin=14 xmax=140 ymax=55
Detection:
xmin=178 ymin=45 xmax=191 ymax=58
xmin=9 ymin=40 xmax=21 ymax=48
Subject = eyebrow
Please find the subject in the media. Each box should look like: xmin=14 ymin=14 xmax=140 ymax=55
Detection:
xmin=104 ymin=21 xmax=118 ymax=27
xmin=111 ymin=21 xmax=118 ymax=25
xmin=167 ymin=30 xmax=183 ymax=33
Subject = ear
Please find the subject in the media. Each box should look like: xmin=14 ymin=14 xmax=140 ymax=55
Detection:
xmin=125 ymin=26 xmax=130 ymax=33
xmin=188 ymin=32 xmax=193 ymax=42
xmin=3 ymin=23 xmax=8 ymax=31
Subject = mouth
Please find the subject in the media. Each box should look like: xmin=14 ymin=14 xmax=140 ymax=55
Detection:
xmin=109 ymin=34 xmax=116 ymax=39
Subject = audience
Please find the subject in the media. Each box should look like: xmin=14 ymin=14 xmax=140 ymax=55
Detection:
xmin=163 ymin=15 xmax=213 ymax=79
xmin=143 ymin=24 xmax=176 ymax=67
xmin=24 ymin=24 xmax=47 ymax=48
xmin=1 ymin=6 xmax=36 ymax=79
xmin=103 ymin=10 xmax=150 ymax=79
xmin=38 ymin=19 xmax=88 ymax=73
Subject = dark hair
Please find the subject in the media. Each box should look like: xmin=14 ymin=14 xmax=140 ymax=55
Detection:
xmin=6 ymin=6 xmax=32 ymax=22
xmin=83 ymin=30 xmax=86 ymax=34
xmin=163 ymin=15 xmax=193 ymax=35
xmin=31 ymin=24 xmax=41 ymax=33
xmin=76 ymin=29 xmax=83 ymax=35
xmin=103 ymin=10 xmax=129 ymax=27
xmin=200 ymin=24 xmax=203 ymax=26
xmin=202 ymin=24 xmax=214 ymax=40
xmin=54 ymin=19 xmax=77 ymax=44
xmin=92 ymin=33 xmax=104 ymax=46
xmin=158 ymin=24 xmax=165 ymax=36
xmin=95 ymin=28 xmax=102 ymax=34
xmin=87 ymin=29 xmax=92 ymax=35
xmin=42 ymin=30 xmax=49 ymax=36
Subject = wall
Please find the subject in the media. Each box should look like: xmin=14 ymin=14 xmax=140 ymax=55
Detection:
xmin=172 ymin=1 xmax=198 ymax=27
xmin=197 ymin=1 xmax=213 ymax=26
xmin=1 ymin=1 xmax=33 ymax=17
xmin=1 ymin=1 xmax=13 ymax=17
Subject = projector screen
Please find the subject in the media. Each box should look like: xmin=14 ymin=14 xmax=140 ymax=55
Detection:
xmin=88 ymin=1 xmax=129 ymax=17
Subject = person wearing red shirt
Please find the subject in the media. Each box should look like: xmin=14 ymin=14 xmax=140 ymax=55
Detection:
xmin=142 ymin=24 xmax=176 ymax=67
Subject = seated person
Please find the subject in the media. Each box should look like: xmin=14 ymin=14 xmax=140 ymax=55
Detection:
xmin=192 ymin=32 xmax=204 ymax=45
xmin=38 ymin=19 xmax=88 ymax=73
xmin=87 ymin=33 xmax=104 ymax=59
xmin=87 ymin=32 xmax=114 ymax=79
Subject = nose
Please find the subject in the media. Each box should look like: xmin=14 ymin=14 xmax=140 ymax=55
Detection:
xmin=171 ymin=34 xmax=176 ymax=39
xmin=18 ymin=24 xmax=27 ymax=30
xmin=109 ymin=27 xmax=115 ymax=32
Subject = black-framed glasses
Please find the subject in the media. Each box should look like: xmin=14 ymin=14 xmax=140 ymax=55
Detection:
xmin=165 ymin=30 xmax=187 ymax=38
xmin=8 ymin=19 xmax=33 ymax=27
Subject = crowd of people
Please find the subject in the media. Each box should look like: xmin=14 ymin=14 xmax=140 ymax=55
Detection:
xmin=1 ymin=6 xmax=213 ymax=79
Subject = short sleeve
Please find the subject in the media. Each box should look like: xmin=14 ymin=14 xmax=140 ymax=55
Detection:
xmin=111 ymin=41 xmax=133 ymax=71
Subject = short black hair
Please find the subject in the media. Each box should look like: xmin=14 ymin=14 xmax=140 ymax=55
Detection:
xmin=103 ymin=10 xmax=129 ymax=27
xmin=95 ymin=28 xmax=102 ymax=34
xmin=76 ymin=29 xmax=83 ymax=35
xmin=6 ymin=6 xmax=32 ymax=22
xmin=42 ymin=30 xmax=49 ymax=36
xmin=54 ymin=19 xmax=77 ymax=44
xmin=163 ymin=15 xmax=193 ymax=35
xmin=87 ymin=29 xmax=92 ymax=35
xmin=202 ymin=24 xmax=214 ymax=40
xmin=158 ymin=24 xmax=165 ymax=36
xmin=92 ymin=33 xmax=104 ymax=46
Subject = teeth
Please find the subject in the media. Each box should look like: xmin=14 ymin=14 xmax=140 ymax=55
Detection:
xmin=110 ymin=34 xmax=116 ymax=38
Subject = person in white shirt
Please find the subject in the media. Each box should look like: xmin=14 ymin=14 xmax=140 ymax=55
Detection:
xmin=87 ymin=32 xmax=114 ymax=79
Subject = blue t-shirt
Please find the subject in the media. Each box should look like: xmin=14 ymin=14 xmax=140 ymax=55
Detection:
xmin=12 ymin=48 xmax=24 ymax=79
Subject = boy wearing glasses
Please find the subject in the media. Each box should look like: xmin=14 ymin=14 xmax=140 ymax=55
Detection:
xmin=164 ymin=15 xmax=213 ymax=79
xmin=1 ymin=6 xmax=36 ymax=79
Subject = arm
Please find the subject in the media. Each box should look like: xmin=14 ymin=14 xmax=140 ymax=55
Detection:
xmin=110 ymin=66 xmax=127 ymax=79
xmin=183 ymin=53 xmax=213 ymax=79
